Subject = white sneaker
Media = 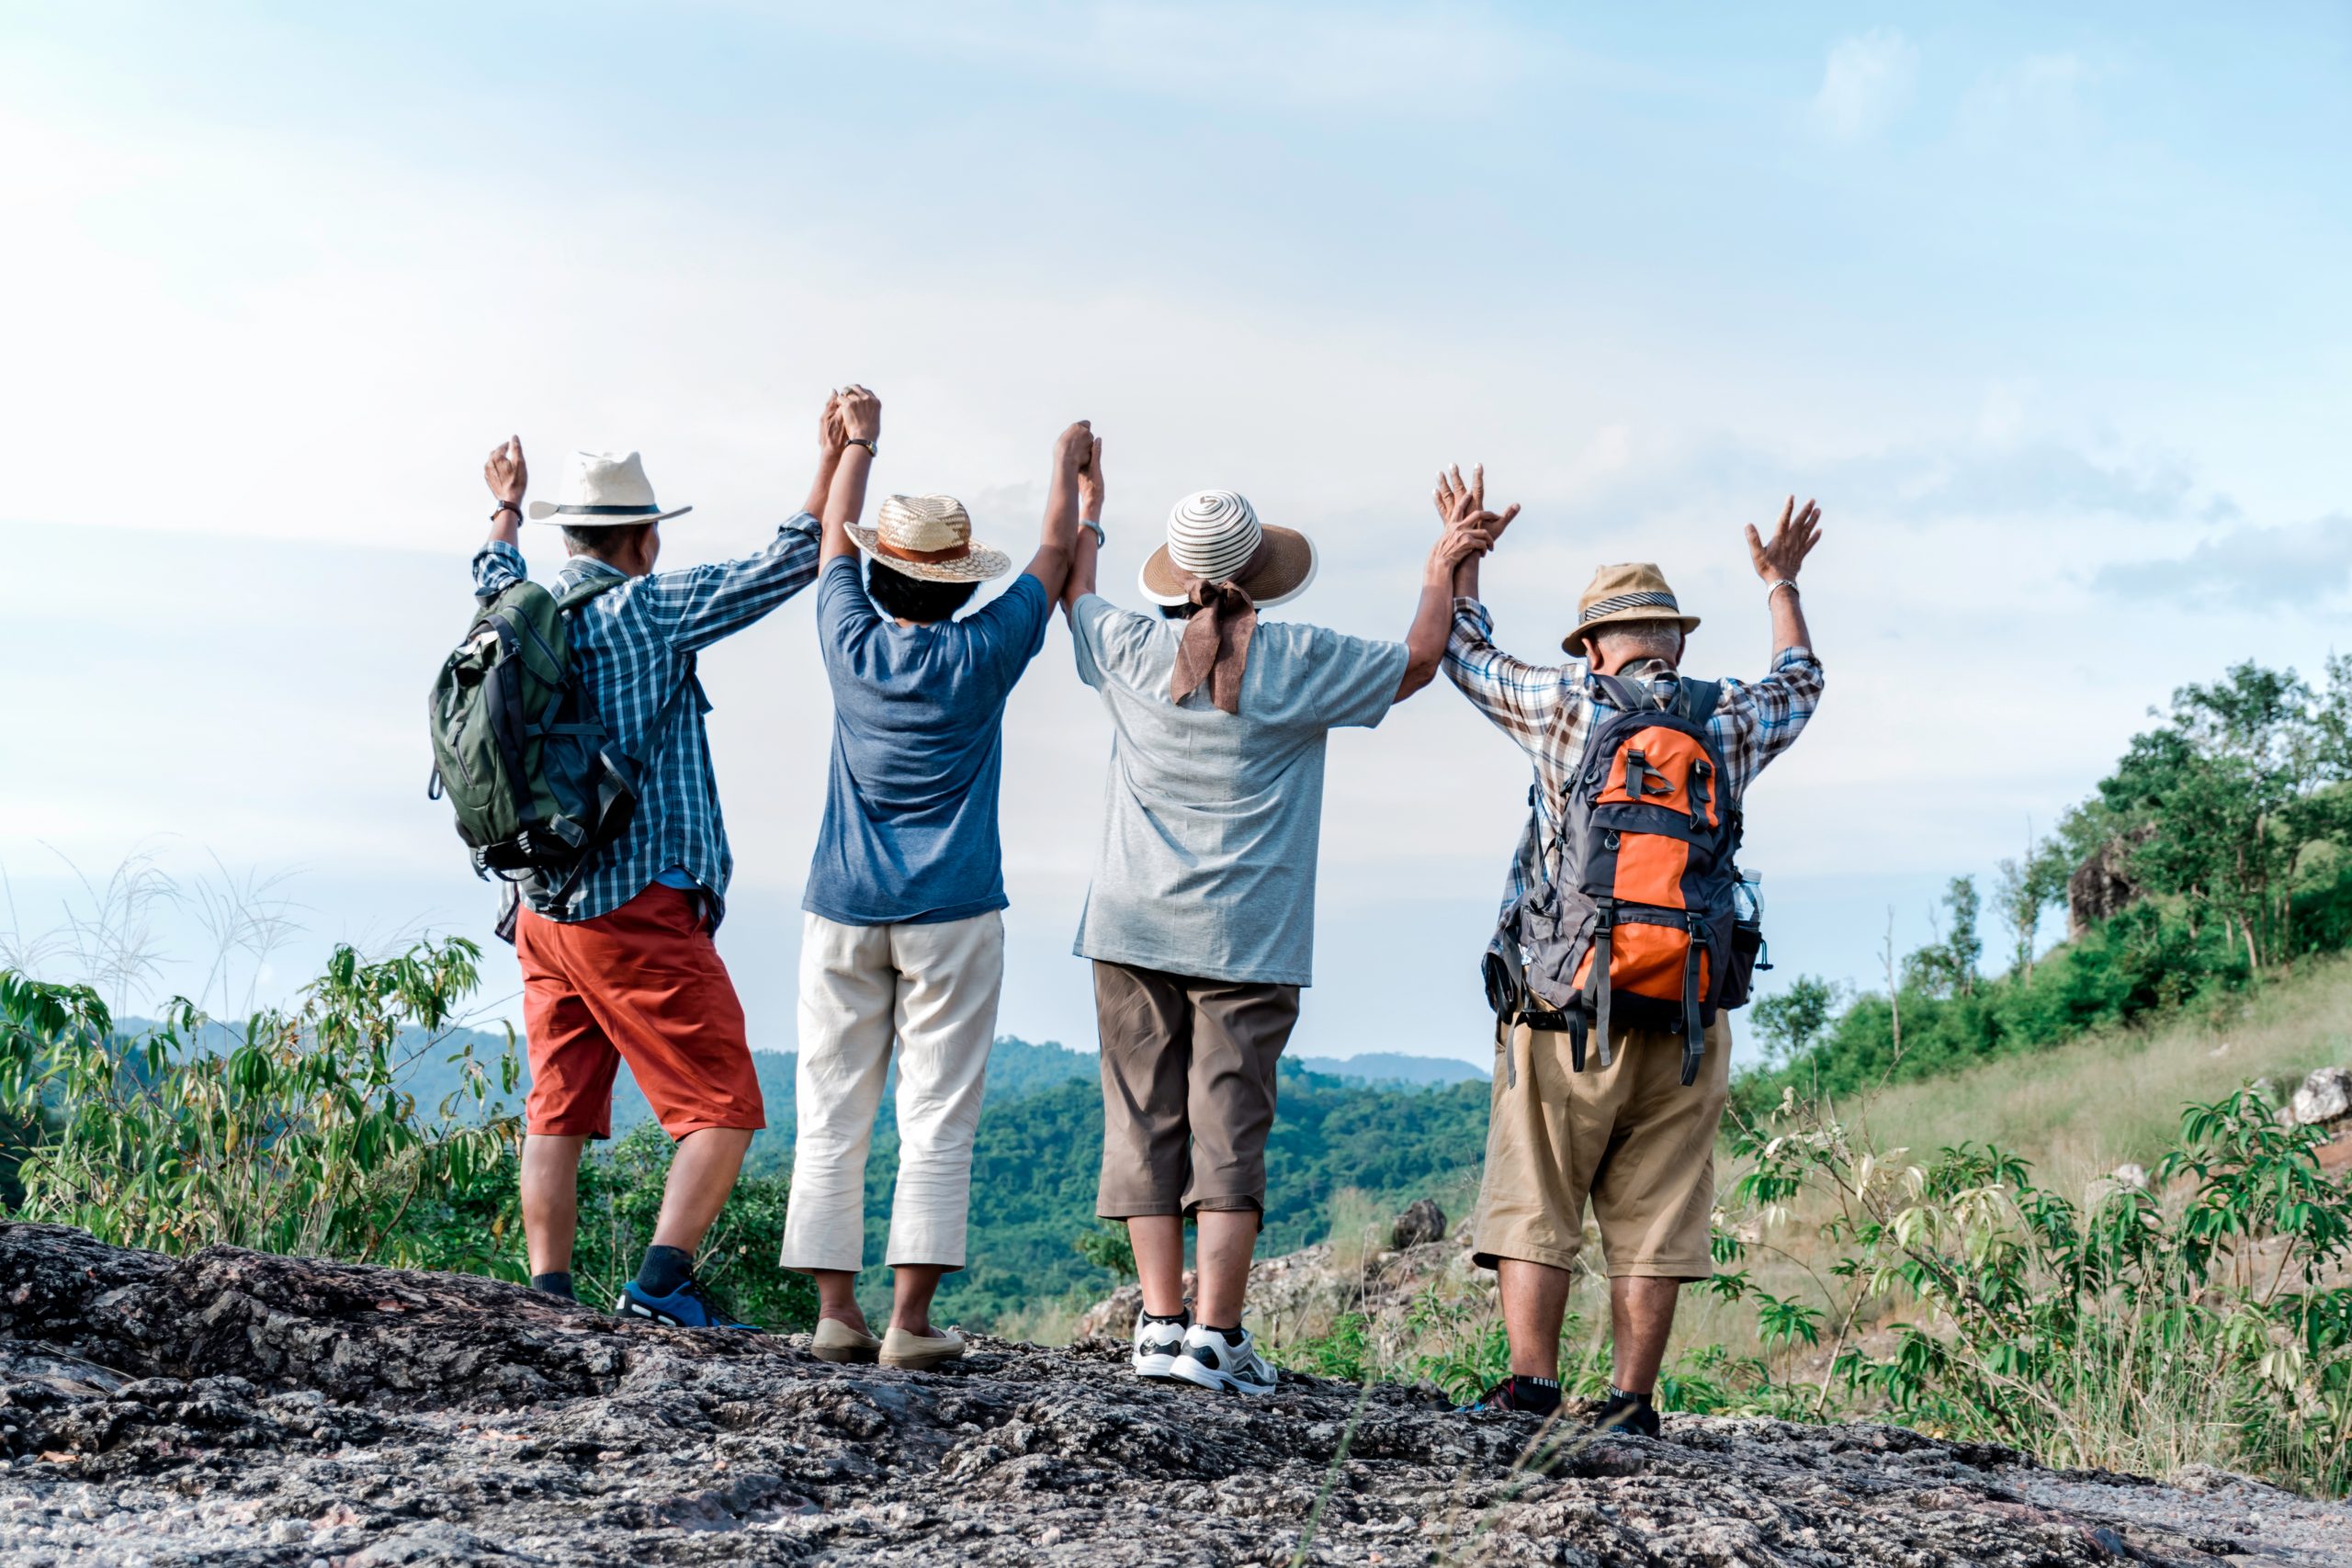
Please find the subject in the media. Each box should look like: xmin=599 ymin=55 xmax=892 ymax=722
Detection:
xmin=1132 ymin=1310 xmax=1190 ymax=1378
xmin=1170 ymin=1324 xmax=1278 ymax=1396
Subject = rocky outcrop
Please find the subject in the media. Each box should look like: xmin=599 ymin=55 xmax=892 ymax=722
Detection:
xmin=5 ymin=1223 xmax=2350 ymax=1565
xmin=2290 ymin=1066 xmax=2352 ymax=1130
xmin=1390 ymin=1197 xmax=1447 ymax=1251
xmin=2068 ymin=825 xmax=2157 ymax=939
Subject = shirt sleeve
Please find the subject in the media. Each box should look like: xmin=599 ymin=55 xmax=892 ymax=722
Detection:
xmin=1301 ymin=626 xmax=1410 ymax=730
xmin=969 ymin=572 xmax=1052 ymax=696
xmin=1070 ymin=592 xmax=1151 ymax=692
xmin=1711 ymin=646 xmax=1826 ymax=795
xmin=471 ymin=539 xmax=526 ymax=600
xmin=636 ymin=513 xmax=824 ymax=651
xmin=814 ymin=555 xmax=878 ymax=673
xmin=1443 ymin=596 xmax=1574 ymax=761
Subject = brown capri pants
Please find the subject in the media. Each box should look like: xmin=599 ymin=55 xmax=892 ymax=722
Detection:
xmin=1092 ymin=961 xmax=1302 ymax=1219
xmin=1471 ymin=1012 xmax=1732 ymax=1280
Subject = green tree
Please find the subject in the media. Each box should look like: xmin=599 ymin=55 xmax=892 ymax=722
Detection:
xmin=1904 ymin=876 xmax=1983 ymax=998
xmin=1750 ymin=975 xmax=1840 ymax=1069
xmin=1995 ymin=829 xmax=2072 ymax=982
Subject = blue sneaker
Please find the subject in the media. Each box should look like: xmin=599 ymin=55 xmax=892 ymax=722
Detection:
xmin=615 ymin=1277 xmax=764 ymax=1331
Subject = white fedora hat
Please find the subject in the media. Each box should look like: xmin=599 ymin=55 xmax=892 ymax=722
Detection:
xmin=848 ymin=494 xmax=1012 ymax=583
xmin=1138 ymin=490 xmax=1317 ymax=608
xmin=526 ymin=450 xmax=693 ymax=527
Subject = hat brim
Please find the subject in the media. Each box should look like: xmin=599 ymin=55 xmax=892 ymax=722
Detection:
xmin=1138 ymin=525 xmax=1318 ymax=609
xmin=845 ymin=522 xmax=1014 ymax=582
xmin=1562 ymin=607 xmax=1701 ymax=658
xmin=526 ymin=502 xmax=694 ymax=526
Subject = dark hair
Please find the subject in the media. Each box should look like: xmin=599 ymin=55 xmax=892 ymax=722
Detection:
xmin=1159 ymin=602 xmax=1201 ymax=621
xmin=561 ymin=522 xmax=653 ymax=561
xmin=866 ymin=560 xmax=979 ymax=624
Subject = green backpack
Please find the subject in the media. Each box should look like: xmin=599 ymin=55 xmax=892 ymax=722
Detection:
xmin=426 ymin=577 xmax=684 ymax=926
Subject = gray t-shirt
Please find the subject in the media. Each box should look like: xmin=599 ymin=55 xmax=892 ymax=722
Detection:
xmin=1069 ymin=593 xmax=1409 ymax=986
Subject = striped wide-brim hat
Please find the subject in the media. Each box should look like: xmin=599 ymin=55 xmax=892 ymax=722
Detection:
xmin=1562 ymin=562 xmax=1702 ymax=656
xmin=1137 ymin=490 xmax=1317 ymax=608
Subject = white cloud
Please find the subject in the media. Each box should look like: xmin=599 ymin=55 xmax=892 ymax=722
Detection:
xmin=1810 ymin=28 xmax=1918 ymax=141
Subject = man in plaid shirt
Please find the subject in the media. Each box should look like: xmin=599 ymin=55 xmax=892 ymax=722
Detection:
xmin=1437 ymin=468 xmax=1825 ymax=1432
xmin=469 ymin=397 xmax=854 ymax=1328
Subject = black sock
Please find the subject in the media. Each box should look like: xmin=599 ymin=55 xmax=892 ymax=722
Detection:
xmin=1203 ymin=1324 xmax=1246 ymax=1344
xmin=1511 ymin=1376 xmax=1563 ymax=1415
xmin=1609 ymin=1385 xmax=1654 ymax=1407
xmin=530 ymin=1271 xmax=575 ymax=1301
xmin=1141 ymin=1308 xmax=1191 ymax=1326
xmin=636 ymin=1245 xmax=695 ymax=1297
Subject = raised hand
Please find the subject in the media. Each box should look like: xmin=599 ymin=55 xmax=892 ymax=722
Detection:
xmin=838 ymin=384 xmax=881 ymax=445
xmin=1055 ymin=419 xmax=1094 ymax=476
xmin=1746 ymin=496 xmax=1823 ymax=583
xmin=1079 ymin=434 xmax=1105 ymax=522
xmin=484 ymin=435 xmax=526 ymax=508
xmin=818 ymin=392 xmax=846 ymax=458
xmin=1433 ymin=463 xmax=1521 ymax=546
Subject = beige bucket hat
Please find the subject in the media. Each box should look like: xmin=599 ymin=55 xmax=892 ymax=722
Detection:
xmin=849 ymin=495 xmax=1013 ymax=583
xmin=1561 ymin=562 xmax=1702 ymax=656
xmin=526 ymin=450 xmax=693 ymax=526
xmin=1137 ymin=490 xmax=1317 ymax=608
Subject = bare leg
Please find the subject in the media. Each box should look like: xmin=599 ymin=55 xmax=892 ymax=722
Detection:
xmin=1498 ymin=1258 xmax=1574 ymax=1379
xmin=1609 ymin=1276 xmax=1682 ymax=1395
xmin=809 ymin=1269 xmax=869 ymax=1334
xmin=650 ymin=1126 xmax=753 ymax=1255
xmin=1127 ymin=1215 xmax=1188 ymax=1318
xmin=1193 ymin=1209 xmax=1260 ymax=1328
xmin=890 ymin=1264 xmax=948 ymax=1337
xmin=521 ymin=1134 xmax=590 ymax=1277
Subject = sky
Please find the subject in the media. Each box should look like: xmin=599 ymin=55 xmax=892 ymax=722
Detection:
xmin=2 ymin=2 xmax=2347 ymax=1066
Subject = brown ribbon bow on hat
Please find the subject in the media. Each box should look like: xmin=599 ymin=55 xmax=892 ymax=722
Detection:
xmin=1168 ymin=540 xmax=1271 ymax=715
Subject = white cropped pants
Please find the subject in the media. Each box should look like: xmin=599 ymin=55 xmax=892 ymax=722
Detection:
xmin=780 ymin=909 xmax=1003 ymax=1273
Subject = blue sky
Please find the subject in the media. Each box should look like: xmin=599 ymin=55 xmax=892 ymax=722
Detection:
xmin=2 ymin=3 xmax=2347 ymax=1064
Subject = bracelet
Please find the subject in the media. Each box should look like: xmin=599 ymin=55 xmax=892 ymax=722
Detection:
xmin=844 ymin=437 xmax=877 ymax=457
xmin=1079 ymin=518 xmax=1105 ymax=548
xmin=1766 ymin=579 xmax=1800 ymax=602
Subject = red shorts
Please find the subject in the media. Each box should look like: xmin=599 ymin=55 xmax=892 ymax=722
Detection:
xmin=514 ymin=883 xmax=765 ymax=1140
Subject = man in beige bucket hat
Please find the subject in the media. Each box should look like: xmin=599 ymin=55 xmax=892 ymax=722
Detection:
xmin=1438 ymin=468 xmax=1826 ymax=1432
xmin=1057 ymin=445 xmax=1497 ymax=1394
xmin=781 ymin=386 xmax=1093 ymax=1371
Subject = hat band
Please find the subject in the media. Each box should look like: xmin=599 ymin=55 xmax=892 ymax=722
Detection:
xmin=1580 ymin=590 xmax=1680 ymax=625
xmin=876 ymin=536 xmax=971 ymax=566
xmin=553 ymin=502 xmax=662 ymax=516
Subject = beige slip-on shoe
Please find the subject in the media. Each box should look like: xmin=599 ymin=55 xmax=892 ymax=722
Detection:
xmin=879 ymin=1325 xmax=967 ymax=1371
xmin=810 ymin=1317 xmax=881 ymax=1364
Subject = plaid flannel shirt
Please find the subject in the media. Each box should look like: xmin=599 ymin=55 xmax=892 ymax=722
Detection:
xmin=1443 ymin=597 xmax=1825 ymax=952
xmin=469 ymin=514 xmax=822 ymax=925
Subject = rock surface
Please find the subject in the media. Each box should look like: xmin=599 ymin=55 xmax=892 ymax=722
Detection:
xmin=1389 ymin=1198 xmax=1447 ymax=1251
xmin=5 ymin=1224 xmax=2351 ymax=1565
xmin=2291 ymin=1066 xmax=2352 ymax=1129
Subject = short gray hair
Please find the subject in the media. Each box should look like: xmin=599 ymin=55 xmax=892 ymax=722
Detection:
xmin=1590 ymin=618 xmax=1685 ymax=665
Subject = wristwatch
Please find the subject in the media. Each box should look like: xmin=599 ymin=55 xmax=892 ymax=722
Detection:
xmin=491 ymin=502 xmax=521 ymax=522
xmin=845 ymin=437 xmax=877 ymax=458
xmin=1080 ymin=517 xmax=1106 ymax=547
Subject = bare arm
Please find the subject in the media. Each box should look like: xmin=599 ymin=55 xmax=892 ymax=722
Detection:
xmin=483 ymin=435 xmax=526 ymax=550
xmin=820 ymin=385 xmax=882 ymax=566
xmin=1397 ymin=465 xmax=1512 ymax=700
xmin=1746 ymin=495 xmax=1823 ymax=660
xmin=1059 ymin=445 xmax=1102 ymax=618
xmin=1023 ymin=421 xmax=1091 ymax=603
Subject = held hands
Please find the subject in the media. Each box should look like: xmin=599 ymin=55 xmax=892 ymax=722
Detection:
xmin=1747 ymin=496 xmax=1823 ymax=584
xmin=1430 ymin=463 xmax=1519 ymax=579
xmin=836 ymin=384 xmax=882 ymax=446
xmin=818 ymin=392 xmax=847 ymax=459
xmin=484 ymin=435 xmax=526 ymax=509
xmin=1057 ymin=421 xmax=1105 ymax=523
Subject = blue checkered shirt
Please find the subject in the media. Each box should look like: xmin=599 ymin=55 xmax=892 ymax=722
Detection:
xmin=1443 ymin=597 xmax=1825 ymax=947
xmin=469 ymin=515 xmax=822 ymax=925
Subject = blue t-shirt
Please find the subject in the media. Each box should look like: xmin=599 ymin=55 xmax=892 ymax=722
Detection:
xmin=803 ymin=558 xmax=1052 ymax=926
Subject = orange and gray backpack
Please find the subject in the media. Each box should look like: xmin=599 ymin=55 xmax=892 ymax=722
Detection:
xmin=1485 ymin=671 xmax=1766 ymax=1087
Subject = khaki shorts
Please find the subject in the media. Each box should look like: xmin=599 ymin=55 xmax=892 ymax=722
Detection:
xmin=1470 ymin=1012 xmax=1732 ymax=1280
xmin=1092 ymin=961 xmax=1302 ymax=1219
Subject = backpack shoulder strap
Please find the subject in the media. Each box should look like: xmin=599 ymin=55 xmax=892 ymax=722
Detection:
xmin=554 ymin=574 xmax=628 ymax=615
xmin=1673 ymin=677 xmax=1721 ymax=728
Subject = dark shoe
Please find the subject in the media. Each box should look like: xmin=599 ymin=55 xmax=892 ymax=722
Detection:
xmin=1591 ymin=1387 xmax=1661 ymax=1438
xmin=1464 ymin=1375 xmax=1563 ymax=1416
xmin=616 ymin=1278 xmax=763 ymax=1331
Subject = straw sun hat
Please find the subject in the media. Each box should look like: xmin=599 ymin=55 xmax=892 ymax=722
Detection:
xmin=526 ymin=451 xmax=693 ymax=526
xmin=1137 ymin=491 xmax=1317 ymax=608
xmin=1561 ymin=562 xmax=1702 ymax=657
xmin=849 ymin=495 xmax=1012 ymax=583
